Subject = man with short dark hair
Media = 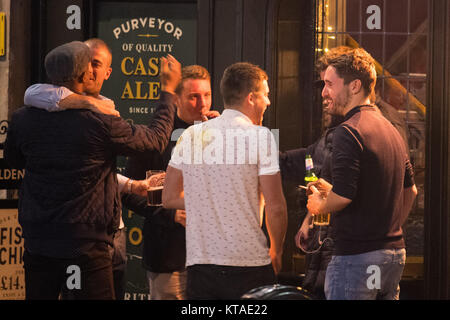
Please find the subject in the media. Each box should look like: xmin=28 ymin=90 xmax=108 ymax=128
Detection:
xmin=306 ymin=48 xmax=417 ymax=300
xmin=4 ymin=41 xmax=178 ymax=300
xmin=122 ymin=64 xmax=219 ymax=300
xmin=163 ymin=62 xmax=287 ymax=300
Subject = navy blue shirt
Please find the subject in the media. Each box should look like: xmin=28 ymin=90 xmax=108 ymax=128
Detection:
xmin=331 ymin=105 xmax=415 ymax=255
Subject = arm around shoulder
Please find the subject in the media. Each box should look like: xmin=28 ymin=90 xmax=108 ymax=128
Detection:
xmin=60 ymin=95 xmax=119 ymax=117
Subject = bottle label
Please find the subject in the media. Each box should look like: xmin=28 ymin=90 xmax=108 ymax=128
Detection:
xmin=305 ymin=158 xmax=313 ymax=171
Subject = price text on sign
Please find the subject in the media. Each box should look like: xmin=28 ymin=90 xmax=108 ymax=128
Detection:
xmin=0 ymin=209 xmax=25 ymax=300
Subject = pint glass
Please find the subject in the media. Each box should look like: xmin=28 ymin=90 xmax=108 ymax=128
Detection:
xmin=146 ymin=170 xmax=165 ymax=206
xmin=313 ymin=212 xmax=330 ymax=226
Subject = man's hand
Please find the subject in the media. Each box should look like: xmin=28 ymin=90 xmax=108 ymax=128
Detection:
xmin=307 ymin=180 xmax=352 ymax=216
xmin=306 ymin=178 xmax=332 ymax=197
xmin=174 ymin=210 xmax=186 ymax=227
xmin=160 ymin=54 xmax=182 ymax=94
xmin=88 ymin=98 xmax=120 ymax=117
xmin=307 ymin=185 xmax=325 ymax=216
xmin=269 ymin=247 xmax=283 ymax=275
xmin=130 ymin=179 xmax=149 ymax=197
xmin=201 ymin=110 xmax=221 ymax=122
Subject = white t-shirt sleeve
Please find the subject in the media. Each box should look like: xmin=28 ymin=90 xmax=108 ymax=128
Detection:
xmin=258 ymin=127 xmax=280 ymax=176
xmin=24 ymin=84 xmax=74 ymax=111
xmin=117 ymin=173 xmax=129 ymax=193
xmin=168 ymin=127 xmax=193 ymax=170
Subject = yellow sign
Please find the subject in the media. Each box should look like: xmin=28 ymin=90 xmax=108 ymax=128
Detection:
xmin=0 ymin=12 xmax=5 ymax=57
xmin=0 ymin=209 xmax=25 ymax=300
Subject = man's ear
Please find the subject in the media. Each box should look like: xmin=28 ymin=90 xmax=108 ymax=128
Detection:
xmin=350 ymin=79 xmax=362 ymax=95
xmin=105 ymin=67 xmax=112 ymax=80
xmin=246 ymin=92 xmax=255 ymax=106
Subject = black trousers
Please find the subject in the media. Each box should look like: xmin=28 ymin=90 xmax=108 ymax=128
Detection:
xmin=186 ymin=264 xmax=276 ymax=300
xmin=109 ymin=228 xmax=127 ymax=300
xmin=23 ymin=242 xmax=115 ymax=300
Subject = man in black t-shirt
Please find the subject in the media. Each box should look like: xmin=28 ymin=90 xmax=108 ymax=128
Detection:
xmin=306 ymin=48 xmax=417 ymax=300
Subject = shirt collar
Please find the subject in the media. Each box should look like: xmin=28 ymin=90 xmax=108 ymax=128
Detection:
xmin=222 ymin=108 xmax=253 ymax=124
xmin=174 ymin=113 xmax=191 ymax=129
xmin=344 ymin=104 xmax=376 ymax=121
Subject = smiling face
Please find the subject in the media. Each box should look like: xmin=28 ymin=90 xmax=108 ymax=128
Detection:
xmin=322 ymin=66 xmax=351 ymax=116
xmin=177 ymin=78 xmax=212 ymax=124
xmin=81 ymin=62 xmax=97 ymax=94
xmin=86 ymin=45 xmax=112 ymax=97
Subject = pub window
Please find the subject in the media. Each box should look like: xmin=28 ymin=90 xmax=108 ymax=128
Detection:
xmin=315 ymin=0 xmax=427 ymax=287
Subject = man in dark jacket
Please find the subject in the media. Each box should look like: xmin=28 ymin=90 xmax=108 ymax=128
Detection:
xmin=122 ymin=65 xmax=219 ymax=299
xmin=4 ymin=41 xmax=179 ymax=300
xmin=280 ymin=107 xmax=341 ymax=300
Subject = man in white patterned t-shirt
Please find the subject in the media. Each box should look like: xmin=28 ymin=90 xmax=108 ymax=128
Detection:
xmin=163 ymin=62 xmax=288 ymax=299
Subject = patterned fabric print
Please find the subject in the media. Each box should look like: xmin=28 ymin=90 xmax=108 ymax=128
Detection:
xmin=169 ymin=109 xmax=279 ymax=267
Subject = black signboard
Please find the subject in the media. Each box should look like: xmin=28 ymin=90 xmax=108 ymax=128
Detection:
xmin=97 ymin=2 xmax=196 ymax=127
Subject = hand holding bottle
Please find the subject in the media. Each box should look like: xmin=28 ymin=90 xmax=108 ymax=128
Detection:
xmin=306 ymin=178 xmax=332 ymax=197
xmin=306 ymin=185 xmax=325 ymax=216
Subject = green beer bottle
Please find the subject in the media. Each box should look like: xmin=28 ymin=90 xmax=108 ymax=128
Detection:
xmin=304 ymin=154 xmax=330 ymax=226
xmin=304 ymin=154 xmax=318 ymax=185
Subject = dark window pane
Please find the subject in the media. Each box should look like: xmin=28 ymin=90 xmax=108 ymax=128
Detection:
xmin=344 ymin=32 xmax=362 ymax=48
xmin=410 ymin=0 xmax=429 ymax=33
xmin=385 ymin=35 xmax=409 ymax=76
xmin=385 ymin=0 xmax=408 ymax=32
xmin=409 ymin=79 xmax=427 ymax=106
xmin=345 ymin=0 xmax=362 ymax=32
xmin=409 ymin=35 xmax=428 ymax=75
xmin=360 ymin=34 xmax=384 ymax=66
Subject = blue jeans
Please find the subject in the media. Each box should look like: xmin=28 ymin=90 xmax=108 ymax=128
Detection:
xmin=324 ymin=248 xmax=406 ymax=300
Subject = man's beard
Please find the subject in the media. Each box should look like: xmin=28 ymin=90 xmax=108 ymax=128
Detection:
xmin=325 ymin=87 xmax=350 ymax=116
